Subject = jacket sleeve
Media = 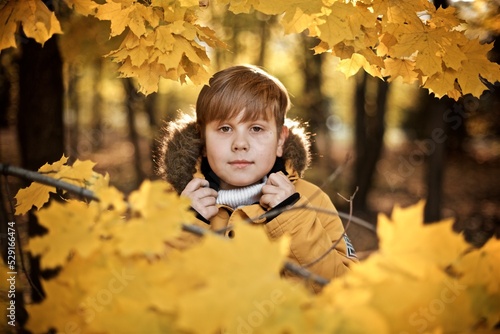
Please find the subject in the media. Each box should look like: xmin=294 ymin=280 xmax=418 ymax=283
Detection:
xmin=262 ymin=185 xmax=357 ymax=292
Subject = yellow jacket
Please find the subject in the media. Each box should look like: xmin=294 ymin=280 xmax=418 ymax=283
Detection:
xmin=156 ymin=115 xmax=357 ymax=291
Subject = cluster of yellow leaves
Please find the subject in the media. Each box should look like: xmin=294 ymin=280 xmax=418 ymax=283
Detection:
xmin=15 ymin=158 xmax=500 ymax=333
xmin=229 ymin=0 xmax=500 ymax=99
xmin=79 ymin=0 xmax=225 ymax=94
xmin=14 ymin=155 xmax=105 ymax=215
xmin=1 ymin=0 xmax=499 ymax=99
xmin=0 ymin=0 xmax=62 ymax=49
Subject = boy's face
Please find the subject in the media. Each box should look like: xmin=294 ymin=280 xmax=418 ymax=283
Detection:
xmin=204 ymin=109 xmax=287 ymax=190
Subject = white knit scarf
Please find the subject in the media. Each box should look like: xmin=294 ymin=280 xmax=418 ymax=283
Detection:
xmin=216 ymin=177 xmax=267 ymax=209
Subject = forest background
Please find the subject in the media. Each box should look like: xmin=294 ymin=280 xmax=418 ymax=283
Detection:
xmin=0 ymin=0 xmax=499 ymax=332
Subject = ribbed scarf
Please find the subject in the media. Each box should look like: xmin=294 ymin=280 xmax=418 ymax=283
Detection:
xmin=216 ymin=177 xmax=267 ymax=209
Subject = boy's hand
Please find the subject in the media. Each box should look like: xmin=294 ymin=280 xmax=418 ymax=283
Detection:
xmin=181 ymin=178 xmax=218 ymax=220
xmin=260 ymin=172 xmax=296 ymax=209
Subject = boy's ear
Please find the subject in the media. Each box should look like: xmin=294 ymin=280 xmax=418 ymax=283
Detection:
xmin=276 ymin=125 xmax=289 ymax=158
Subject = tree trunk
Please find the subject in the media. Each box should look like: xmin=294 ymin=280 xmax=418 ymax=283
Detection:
xmin=18 ymin=37 xmax=65 ymax=171
xmin=124 ymin=78 xmax=145 ymax=187
xmin=301 ymin=35 xmax=330 ymax=167
xmin=424 ymin=97 xmax=451 ymax=223
xmin=0 ymin=56 xmax=11 ymax=128
xmin=17 ymin=35 xmax=64 ymax=304
xmin=353 ymin=72 xmax=389 ymax=212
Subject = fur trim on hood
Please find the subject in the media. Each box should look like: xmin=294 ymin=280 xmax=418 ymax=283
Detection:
xmin=155 ymin=114 xmax=311 ymax=194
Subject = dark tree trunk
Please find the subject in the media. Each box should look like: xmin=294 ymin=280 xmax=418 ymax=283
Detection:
xmin=353 ymin=72 xmax=389 ymax=212
xmin=17 ymin=35 xmax=64 ymax=304
xmin=124 ymin=78 xmax=145 ymax=187
xmin=424 ymin=97 xmax=451 ymax=223
xmin=0 ymin=56 xmax=11 ymax=128
xmin=18 ymin=37 xmax=65 ymax=171
xmin=301 ymin=35 xmax=330 ymax=167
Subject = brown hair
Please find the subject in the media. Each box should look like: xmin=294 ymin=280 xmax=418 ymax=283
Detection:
xmin=195 ymin=65 xmax=290 ymax=132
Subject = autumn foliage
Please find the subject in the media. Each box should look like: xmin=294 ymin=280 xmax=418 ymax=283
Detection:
xmin=0 ymin=156 xmax=498 ymax=333
xmin=1 ymin=0 xmax=500 ymax=98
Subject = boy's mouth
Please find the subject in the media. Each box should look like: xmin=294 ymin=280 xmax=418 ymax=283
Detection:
xmin=228 ymin=160 xmax=253 ymax=168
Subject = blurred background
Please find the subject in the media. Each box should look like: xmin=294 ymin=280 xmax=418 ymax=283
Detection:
xmin=0 ymin=0 xmax=499 ymax=258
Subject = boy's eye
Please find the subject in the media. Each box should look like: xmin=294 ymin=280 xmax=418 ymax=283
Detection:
xmin=250 ymin=126 xmax=263 ymax=132
xmin=219 ymin=126 xmax=231 ymax=133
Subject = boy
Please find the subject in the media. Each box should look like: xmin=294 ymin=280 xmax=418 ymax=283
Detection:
xmin=156 ymin=65 xmax=357 ymax=291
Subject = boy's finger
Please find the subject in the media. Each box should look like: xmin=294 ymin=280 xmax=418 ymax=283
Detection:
xmin=183 ymin=178 xmax=209 ymax=193
xmin=267 ymin=172 xmax=289 ymax=186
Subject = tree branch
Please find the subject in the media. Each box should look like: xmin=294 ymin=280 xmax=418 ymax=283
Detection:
xmin=0 ymin=163 xmax=99 ymax=202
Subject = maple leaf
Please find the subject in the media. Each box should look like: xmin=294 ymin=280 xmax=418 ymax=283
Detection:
xmin=317 ymin=201 xmax=477 ymax=333
xmin=376 ymin=201 xmax=469 ymax=278
xmin=456 ymin=238 xmax=500 ymax=295
xmin=382 ymin=58 xmax=419 ymax=84
xmin=371 ymin=0 xmax=433 ymax=26
xmin=457 ymin=39 xmax=500 ymax=98
xmin=19 ymin=0 xmax=63 ymax=45
xmin=95 ymin=0 xmax=132 ymax=37
xmin=316 ymin=2 xmax=373 ymax=49
xmin=174 ymin=221 xmax=290 ymax=333
xmin=0 ymin=0 xmax=62 ymax=51
xmin=25 ymin=278 xmax=87 ymax=333
xmin=423 ymin=68 xmax=462 ymax=99
xmin=0 ymin=1 xmax=19 ymax=51
xmin=14 ymin=156 xmax=102 ymax=215
xmin=259 ymin=0 xmax=325 ymax=34
xmin=112 ymin=180 xmax=191 ymax=256
xmin=335 ymin=52 xmax=381 ymax=79
xmin=29 ymin=200 xmax=102 ymax=268
xmin=63 ymin=0 xmax=99 ymax=16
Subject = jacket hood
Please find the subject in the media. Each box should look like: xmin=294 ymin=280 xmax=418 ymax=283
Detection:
xmin=155 ymin=113 xmax=311 ymax=194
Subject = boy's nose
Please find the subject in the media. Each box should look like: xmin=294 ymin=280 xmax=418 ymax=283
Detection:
xmin=232 ymin=134 xmax=249 ymax=151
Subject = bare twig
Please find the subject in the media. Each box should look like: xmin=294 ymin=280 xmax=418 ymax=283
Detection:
xmin=304 ymin=154 xmax=351 ymax=205
xmin=283 ymin=262 xmax=330 ymax=287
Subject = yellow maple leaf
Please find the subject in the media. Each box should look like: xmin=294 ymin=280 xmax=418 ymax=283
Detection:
xmin=153 ymin=26 xmax=175 ymax=53
xmin=14 ymin=156 xmax=102 ymax=215
xmin=94 ymin=184 xmax=127 ymax=213
xmin=259 ymin=1 xmax=325 ymax=35
xmin=63 ymin=0 xmax=99 ymax=16
xmin=382 ymin=58 xmax=419 ymax=84
xmin=29 ymin=200 xmax=101 ymax=268
xmin=336 ymin=53 xmax=367 ymax=78
xmin=456 ymin=238 xmax=500 ymax=295
xmin=320 ymin=205 xmax=476 ymax=334
xmin=457 ymin=39 xmax=500 ymax=98
xmin=95 ymin=0 xmax=132 ymax=37
xmin=0 ymin=0 xmax=63 ymax=50
xmin=372 ymin=0 xmax=432 ymax=26
xmin=19 ymin=0 xmax=63 ymax=45
xmin=0 ymin=1 xmax=19 ymax=51
xmin=377 ymin=201 xmax=469 ymax=278
xmin=423 ymin=68 xmax=461 ymax=99
xmin=25 ymin=278 xmax=87 ymax=333
xmin=128 ymin=180 xmax=186 ymax=217
xmin=317 ymin=2 xmax=372 ymax=48
xmin=127 ymin=2 xmax=159 ymax=37
xmin=174 ymin=221 xmax=290 ymax=333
